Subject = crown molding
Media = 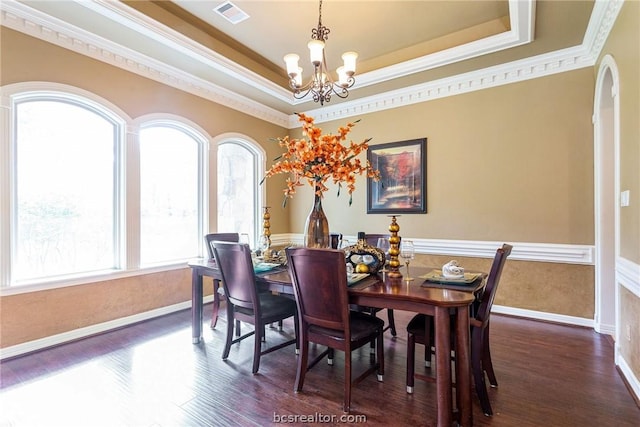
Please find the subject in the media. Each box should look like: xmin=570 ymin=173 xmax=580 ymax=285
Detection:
xmin=75 ymin=0 xmax=294 ymax=104
xmin=303 ymin=0 xmax=624 ymax=126
xmin=0 ymin=0 xmax=291 ymax=128
xmin=302 ymin=44 xmax=594 ymax=125
xmin=1 ymin=0 xmax=623 ymax=130
xmin=350 ymin=0 xmax=536 ymax=91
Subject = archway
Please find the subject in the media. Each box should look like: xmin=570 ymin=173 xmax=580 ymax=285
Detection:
xmin=593 ymin=55 xmax=620 ymax=337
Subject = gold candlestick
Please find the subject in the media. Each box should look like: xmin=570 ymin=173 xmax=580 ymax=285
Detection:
xmin=261 ymin=206 xmax=273 ymax=259
xmin=387 ymin=215 xmax=402 ymax=278
xmin=262 ymin=206 xmax=272 ymax=247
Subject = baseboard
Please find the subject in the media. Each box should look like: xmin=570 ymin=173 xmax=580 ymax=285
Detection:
xmin=617 ymin=353 xmax=640 ymax=405
xmin=595 ymin=322 xmax=616 ymax=335
xmin=0 ymin=295 xmax=214 ymax=361
xmin=492 ymin=304 xmax=594 ymax=328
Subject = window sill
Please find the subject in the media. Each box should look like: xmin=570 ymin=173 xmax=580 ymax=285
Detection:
xmin=0 ymin=262 xmax=191 ymax=297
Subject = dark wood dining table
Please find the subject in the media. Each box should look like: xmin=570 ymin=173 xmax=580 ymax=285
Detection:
xmin=188 ymin=258 xmax=483 ymax=427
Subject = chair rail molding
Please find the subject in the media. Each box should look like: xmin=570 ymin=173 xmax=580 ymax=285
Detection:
xmin=616 ymin=256 xmax=640 ymax=298
xmin=335 ymin=236 xmax=594 ymax=265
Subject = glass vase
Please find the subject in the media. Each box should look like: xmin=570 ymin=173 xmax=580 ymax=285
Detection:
xmin=304 ymin=190 xmax=329 ymax=248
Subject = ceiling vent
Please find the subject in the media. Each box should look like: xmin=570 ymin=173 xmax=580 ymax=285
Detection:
xmin=214 ymin=1 xmax=249 ymax=24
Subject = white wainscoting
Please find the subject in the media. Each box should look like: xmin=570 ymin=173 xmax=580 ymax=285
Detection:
xmin=617 ymin=256 xmax=640 ymax=298
xmin=0 ymin=236 xmax=604 ymax=361
xmin=313 ymin=235 xmax=595 ymax=265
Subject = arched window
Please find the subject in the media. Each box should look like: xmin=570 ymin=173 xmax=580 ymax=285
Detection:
xmin=12 ymin=95 xmax=123 ymax=282
xmin=217 ymin=138 xmax=264 ymax=247
xmin=139 ymin=122 xmax=206 ymax=265
xmin=2 ymin=84 xmax=211 ymax=289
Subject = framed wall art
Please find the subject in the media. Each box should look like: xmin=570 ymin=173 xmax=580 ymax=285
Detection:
xmin=367 ymin=138 xmax=426 ymax=214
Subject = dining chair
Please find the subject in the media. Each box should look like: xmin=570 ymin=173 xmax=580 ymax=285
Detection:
xmin=212 ymin=241 xmax=299 ymax=374
xmin=348 ymin=233 xmax=398 ymax=337
xmin=406 ymin=243 xmax=512 ymax=416
xmin=285 ymin=247 xmax=384 ymax=413
xmin=204 ymin=233 xmax=239 ymax=329
xmin=329 ymin=232 xmax=343 ymax=249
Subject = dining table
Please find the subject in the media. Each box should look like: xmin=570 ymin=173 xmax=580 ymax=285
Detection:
xmin=187 ymin=258 xmax=484 ymax=427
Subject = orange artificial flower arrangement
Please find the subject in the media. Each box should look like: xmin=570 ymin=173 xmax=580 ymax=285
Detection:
xmin=262 ymin=113 xmax=380 ymax=207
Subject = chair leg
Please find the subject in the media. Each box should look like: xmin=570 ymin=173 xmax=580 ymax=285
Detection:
xmin=483 ymin=323 xmax=498 ymax=387
xmin=376 ymin=328 xmax=384 ymax=381
xmin=222 ymin=305 xmax=235 ymax=360
xmin=387 ymin=309 xmax=397 ymax=336
xmin=424 ymin=316 xmax=432 ymax=368
xmin=235 ymin=320 xmax=241 ymax=336
xmin=293 ymin=312 xmax=300 ymax=355
xmin=252 ymin=322 xmax=263 ymax=374
xmin=294 ymin=336 xmax=309 ymax=392
xmin=210 ymin=280 xmax=221 ymax=329
xmin=344 ymin=347 xmax=352 ymax=413
xmin=472 ymin=329 xmax=493 ymax=416
xmin=407 ymin=332 xmax=415 ymax=393
xmin=327 ymin=347 xmax=335 ymax=365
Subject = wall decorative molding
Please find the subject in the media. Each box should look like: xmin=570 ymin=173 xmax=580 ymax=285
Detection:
xmin=336 ymin=235 xmax=594 ymax=265
xmin=617 ymin=257 xmax=640 ymax=298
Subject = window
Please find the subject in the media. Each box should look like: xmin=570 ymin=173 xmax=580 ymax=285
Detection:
xmin=139 ymin=123 xmax=204 ymax=265
xmin=13 ymin=98 xmax=121 ymax=282
xmin=217 ymin=140 xmax=263 ymax=247
xmin=1 ymin=84 xmax=240 ymax=290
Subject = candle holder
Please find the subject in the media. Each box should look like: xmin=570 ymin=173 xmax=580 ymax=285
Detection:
xmin=387 ymin=215 xmax=403 ymax=278
xmin=260 ymin=206 xmax=273 ymax=258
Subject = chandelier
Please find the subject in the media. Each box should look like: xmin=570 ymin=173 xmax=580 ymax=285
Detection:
xmin=283 ymin=0 xmax=358 ymax=105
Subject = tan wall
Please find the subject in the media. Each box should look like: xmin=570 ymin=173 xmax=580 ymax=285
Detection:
xmin=411 ymin=254 xmax=594 ymax=319
xmin=597 ymin=0 xmax=640 ymax=384
xmin=279 ymin=70 xmax=597 ymax=324
xmin=288 ymin=70 xmax=595 ymax=246
xmin=0 ymin=269 xmax=202 ymax=348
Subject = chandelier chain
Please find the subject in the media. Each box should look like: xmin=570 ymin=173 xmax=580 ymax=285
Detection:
xmin=312 ymin=0 xmax=329 ymax=42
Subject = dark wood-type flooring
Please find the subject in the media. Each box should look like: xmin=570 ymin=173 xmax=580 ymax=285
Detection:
xmin=1 ymin=304 xmax=639 ymax=426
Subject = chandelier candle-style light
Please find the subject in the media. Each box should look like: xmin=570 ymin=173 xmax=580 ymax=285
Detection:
xmin=283 ymin=0 xmax=357 ymax=105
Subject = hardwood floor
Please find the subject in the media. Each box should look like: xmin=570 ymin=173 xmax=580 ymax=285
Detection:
xmin=1 ymin=305 xmax=638 ymax=427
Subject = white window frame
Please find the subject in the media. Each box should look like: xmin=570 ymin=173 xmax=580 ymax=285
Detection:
xmin=136 ymin=115 xmax=209 ymax=266
xmin=0 ymin=83 xmax=212 ymax=295
xmin=1 ymin=83 xmax=128 ymax=292
xmin=213 ymin=133 xmax=266 ymax=245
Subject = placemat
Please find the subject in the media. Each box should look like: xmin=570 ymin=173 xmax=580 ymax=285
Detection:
xmin=253 ymin=262 xmax=281 ymax=273
xmin=420 ymin=270 xmax=482 ymax=284
xmin=347 ymin=273 xmax=369 ymax=286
